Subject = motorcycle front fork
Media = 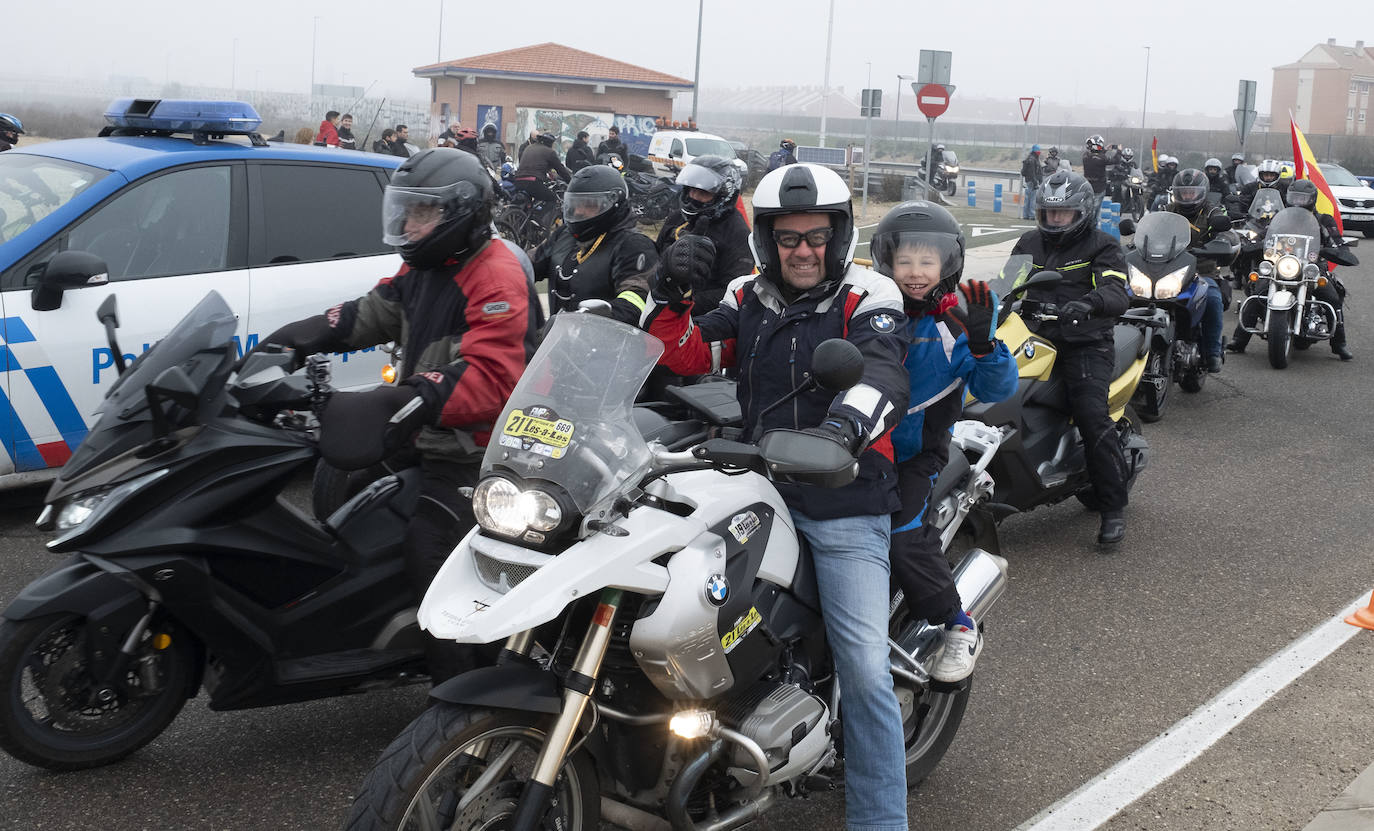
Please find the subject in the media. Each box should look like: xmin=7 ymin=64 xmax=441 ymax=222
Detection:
xmin=507 ymin=587 xmax=623 ymax=831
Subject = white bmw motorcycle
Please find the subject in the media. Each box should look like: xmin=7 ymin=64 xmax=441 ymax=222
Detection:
xmin=345 ymin=312 xmax=1009 ymax=831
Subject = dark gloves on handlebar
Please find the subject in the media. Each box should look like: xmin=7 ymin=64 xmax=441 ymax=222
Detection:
xmin=945 ymin=280 xmax=1001 ymax=356
xmin=1060 ymin=298 xmax=1096 ymax=328
xmin=252 ymin=314 xmax=339 ymax=370
xmin=803 ymin=414 xmax=864 ymax=457
xmin=651 ymin=234 xmax=716 ymax=311
xmin=317 ymin=384 xmax=433 ymax=471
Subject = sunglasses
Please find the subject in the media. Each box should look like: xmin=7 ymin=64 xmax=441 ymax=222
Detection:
xmin=772 ymin=226 xmax=835 ymax=249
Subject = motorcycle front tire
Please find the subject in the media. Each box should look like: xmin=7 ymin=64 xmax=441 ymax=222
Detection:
xmin=1267 ymin=312 xmax=1292 ymax=369
xmin=0 ymin=613 xmax=198 ymax=771
xmin=345 ymin=704 xmax=599 ymax=831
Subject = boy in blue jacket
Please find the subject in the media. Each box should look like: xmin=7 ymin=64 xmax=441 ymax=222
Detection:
xmin=871 ymin=201 xmax=1018 ymax=682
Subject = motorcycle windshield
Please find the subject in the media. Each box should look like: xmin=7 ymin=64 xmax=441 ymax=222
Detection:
xmin=483 ymin=312 xmax=664 ymax=513
xmin=1134 ymin=212 xmax=1191 ymax=262
xmin=1249 ymin=188 xmax=1284 ymax=221
xmin=1234 ymin=165 xmax=1258 ymax=187
xmin=993 ymin=253 xmax=1036 ymax=297
xmin=942 ymin=151 xmax=959 ymax=165
xmin=1264 ymin=207 xmax=1321 ymax=263
xmin=60 ymin=290 xmax=238 ymax=481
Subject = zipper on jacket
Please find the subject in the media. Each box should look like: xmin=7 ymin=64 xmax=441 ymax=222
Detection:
xmin=789 ymin=336 xmax=799 ymax=427
xmin=744 ymin=330 xmax=764 ymax=433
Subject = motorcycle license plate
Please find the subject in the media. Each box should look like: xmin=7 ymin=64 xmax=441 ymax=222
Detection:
xmin=500 ymin=407 xmax=575 ymax=459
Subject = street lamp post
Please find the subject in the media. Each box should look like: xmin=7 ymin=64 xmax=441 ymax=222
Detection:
xmin=818 ymin=0 xmax=834 ymax=147
xmin=437 ymin=0 xmax=443 ymax=63
xmin=895 ymin=73 xmax=913 ymax=160
xmin=231 ymin=38 xmax=237 ymax=97
xmin=310 ymin=16 xmax=320 ymax=114
xmin=1139 ymin=46 xmax=1150 ymax=166
xmin=691 ymin=0 xmax=703 ymax=123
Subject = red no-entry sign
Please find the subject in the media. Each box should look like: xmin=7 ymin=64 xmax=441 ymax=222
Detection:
xmin=916 ymin=83 xmax=951 ymax=119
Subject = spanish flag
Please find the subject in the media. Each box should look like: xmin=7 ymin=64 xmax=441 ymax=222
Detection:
xmin=1150 ymin=136 xmax=1158 ymax=173
xmin=1290 ymin=114 xmax=1344 ymax=235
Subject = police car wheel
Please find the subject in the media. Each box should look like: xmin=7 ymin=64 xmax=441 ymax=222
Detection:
xmin=0 ymin=613 xmax=198 ymax=771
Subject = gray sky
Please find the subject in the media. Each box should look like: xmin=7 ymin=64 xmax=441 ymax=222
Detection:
xmin=10 ymin=0 xmax=1372 ymax=121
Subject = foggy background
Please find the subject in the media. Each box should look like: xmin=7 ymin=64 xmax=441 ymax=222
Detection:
xmin=7 ymin=0 xmax=1372 ymax=130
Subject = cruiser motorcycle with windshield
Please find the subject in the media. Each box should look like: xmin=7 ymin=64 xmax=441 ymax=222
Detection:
xmin=1235 ymin=206 xmax=1359 ymax=369
xmin=0 ymin=283 xmax=429 ymax=771
xmin=344 ymin=311 xmax=1010 ymax=831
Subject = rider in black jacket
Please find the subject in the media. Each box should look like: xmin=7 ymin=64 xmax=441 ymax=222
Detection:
xmin=1166 ymin=169 xmax=1231 ymax=372
xmin=1080 ymin=135 xmax=1113 ymax=196
xmin=565 ymin=131 xmax=597 ymax=172
xmin=1008 ymin=171 xmax=1131 ymax=545
xmin=654 ymin=155 xmax=755 ymax=316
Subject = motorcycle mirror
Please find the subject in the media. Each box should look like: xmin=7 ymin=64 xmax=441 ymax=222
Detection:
xmin=96 ymin=294 xmax=126 ymax=375
xmin=810 ymin=338 xmax=865 ymax=392
xmin=576 ymin=299 xmax=614 ymax=317
xmin=1003 ymin=269 xmax=1063 ymax=300
xmin=1322 ymin=246 xmax=1360 ymax=267
xmin=1118 ymin=218 xmax=1137 ymax=236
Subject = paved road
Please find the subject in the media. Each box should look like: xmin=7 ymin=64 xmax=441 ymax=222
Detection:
xmin=2 ymin=241 xmax=1373 ymax=830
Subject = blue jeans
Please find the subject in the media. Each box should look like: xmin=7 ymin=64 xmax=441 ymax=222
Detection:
xmin=791 ymin=511 xmax=908 ymax=831
xmin=1021 ymin=179 xmax=1036 ymax=219
xmin=1201 ymin=277 xmax=1224 ymax=358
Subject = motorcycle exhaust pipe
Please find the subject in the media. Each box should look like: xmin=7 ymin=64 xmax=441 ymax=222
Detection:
xmin=952 ymin=548 xmax=1009 ymax=623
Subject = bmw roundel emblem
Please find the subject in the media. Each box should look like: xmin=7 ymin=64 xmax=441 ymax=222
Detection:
xmin=871 ymin=313 xmax=896 ymax=333
xmin=706 ymin=574 xmax=729 ymax=606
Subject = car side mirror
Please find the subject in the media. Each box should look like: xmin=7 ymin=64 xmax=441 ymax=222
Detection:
xmin=811 ymin=338 xmax=865 ymax=392
xmin=31 ymin=250 xmax=110 ymax=311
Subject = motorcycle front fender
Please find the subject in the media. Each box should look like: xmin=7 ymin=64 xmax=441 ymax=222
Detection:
xmin=1268 ymin=288 xmax=1297 ymax=311
xmin=429 ymin=664 xmax=562 ymax=714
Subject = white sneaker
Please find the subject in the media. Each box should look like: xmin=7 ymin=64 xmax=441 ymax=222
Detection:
xmin=930 ymin=622 xmax=983 ymax=683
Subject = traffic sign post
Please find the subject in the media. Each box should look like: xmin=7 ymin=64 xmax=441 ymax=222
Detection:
xmin=1020 ymin=96 xmax=1036 ymax=155
xmin=914 ymin=82 xmax=952 ymax=200
xmin=1235 ymin=79 xmax=1258 ymax=156
xmin=861 ymin=88 xmax=881 ymax=217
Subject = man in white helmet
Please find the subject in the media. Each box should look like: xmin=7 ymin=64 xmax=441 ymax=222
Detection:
xmin=643 ymin=163 xmax=913 ymax=830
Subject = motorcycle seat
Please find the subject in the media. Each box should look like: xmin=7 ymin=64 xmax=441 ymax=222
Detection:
xmin=1111 ymin=324 xmax=1145 ymax=378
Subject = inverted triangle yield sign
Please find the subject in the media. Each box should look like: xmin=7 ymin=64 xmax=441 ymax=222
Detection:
xmin=1019 ymin=97 xmax=1035 ymax=123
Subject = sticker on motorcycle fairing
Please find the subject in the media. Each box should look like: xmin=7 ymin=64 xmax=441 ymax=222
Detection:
xmin=501 ymin=406 xmax=575 ymax=459
xmin=727 ymin=511 xmax=761 ymax=544
xmin=720 ymin=606 xmax=762 ymax=653
xmin=871 ymin=313 xmax=896 ymax=333
xmin=705 ymin=573 xmax=729 ymax=606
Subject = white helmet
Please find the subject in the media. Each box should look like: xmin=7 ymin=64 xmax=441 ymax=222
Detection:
xmin=749 ymin=163 xmax=856 ymax=284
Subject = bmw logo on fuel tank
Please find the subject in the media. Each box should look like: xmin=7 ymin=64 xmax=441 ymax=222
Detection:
xmin=705 ymin=574 xmax=729 ymax=606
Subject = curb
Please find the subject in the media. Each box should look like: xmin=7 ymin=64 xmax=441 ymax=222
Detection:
xmin=1302 ymin=761 xmax=1374 ymax=830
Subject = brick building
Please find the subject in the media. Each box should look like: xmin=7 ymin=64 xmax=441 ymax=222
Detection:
xmin=413 ymin=43 xmax=693 ymax=158
xmin=1273 ymin=39 xmax=1374 ymax=135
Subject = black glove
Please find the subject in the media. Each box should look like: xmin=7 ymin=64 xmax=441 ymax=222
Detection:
xmin=251 ymin=314 xmax=339 ymax=370
xmin=651 ymin=234 xmax=716 ymax=310
xmin=1060 ymin=298 xmax=1095 ymax=327
xmin=317 ymin=384 xmax=432 ymax=471
xmin=945 ymin=280 xmax=1001 ymax=356
xmin=803 ymin=414 xmax=864 ymax=457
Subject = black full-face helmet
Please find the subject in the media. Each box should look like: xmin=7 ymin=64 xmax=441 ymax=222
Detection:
xmin=1034 ymin=171 xmax=1096 ymax=245
xmin=382 ymin=148 xmax=494 ymax=268
xmin=0 ymin=112 xmax=23 ymax=146
xmin=562 ymin=164 xmax=631 ymax=241
xmin=1286 ymin=178 xmax=1319 ymax=210
xmin=675 ymin=154 xmax=742 ymax=221
xmin=748 ymin=163 xmax=856 ymax=287
xmin=1169 ymin=169 xmax=1210 ymax=217
xmin=870 ymin=200 xmax=965 ymax=314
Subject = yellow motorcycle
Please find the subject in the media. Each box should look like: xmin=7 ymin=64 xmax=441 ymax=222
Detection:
xmin=963 ymin=256 xmax=1166 ymax=514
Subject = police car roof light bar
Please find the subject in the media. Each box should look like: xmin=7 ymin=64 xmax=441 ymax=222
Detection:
xmin=100 ymin=99 xmax=268 ymax=147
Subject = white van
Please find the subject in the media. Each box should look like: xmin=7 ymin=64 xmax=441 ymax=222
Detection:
xmin=646 ymin=130 xmax=748 ymax=182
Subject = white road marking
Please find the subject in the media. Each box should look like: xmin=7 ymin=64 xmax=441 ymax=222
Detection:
xmin=1016 ymin=593 xmax=1370 ymax=831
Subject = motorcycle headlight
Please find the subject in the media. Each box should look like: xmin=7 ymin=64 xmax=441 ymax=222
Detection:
xmin=947 ymin=165 xmax=959 ymax=174
xmin=1277 ymin=255 xmax=1301 ymax=279
xmin=47 ymin=468 xmax=170 ymax=549
xmin=1128 ymin=265 xmax=1153 ymax=298
xmin=56 ymin=493 xmax=106 ymax=530
xmin=472 ymin=476 xmax=565 ymax=538
xmin=1153 ymin=266 xmax=1189 ymax=300
xmin=1257 ymin=260 xmax=1274 ymax=276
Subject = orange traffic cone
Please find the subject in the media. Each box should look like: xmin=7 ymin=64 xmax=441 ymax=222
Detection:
xmin=1346 ymin=591 xmax=1374 ymax=630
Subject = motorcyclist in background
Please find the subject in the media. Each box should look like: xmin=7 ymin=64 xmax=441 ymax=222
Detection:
xmin=512 ymin=132 xmax=571 ymax=219
xmin=1227 ymin=178 xmax=1356 ymax=360
xmin=565 ymin=130 xmax=597 ymax=172
xmin=653 ymin=154 xmax=755 ymax=317
xmin=1239 ymin=159 xmax=1287 ymax=210
xmin=1149 ymin=155 xmax=1180 ymax=210
xmin=1009 ymin=171 xmax=1131 ymax=545
xmin=253 ymin=149 xmax=542 ymax=683
xmin=1225 ymin=152 xmax=1245 ymax=182
xmin=452 ymin=127 xmax=480 ymax=157
xmin=1203 ymin=158 xmax=1230 ymax=196
xmin=530 ymin=164 xmax=656 ymax=324
xmin=870 ymin=200 xmax=1018 ymax=681
xmin=1080 ymin=135 xmax=1114 ymax=197
xmin=768 ymin=138 xmax=798 ymax=171
xmin=1165 ymin=168 xmax=1231 ymax=372
xmin=0 ymin=113 xmax=22 ymax=152
xmin=1043 ymin=146 xmax=1064 ymax=175
xmin=476 ymin=124 xmax=505 ymax=171
xmin=1107 ymin=146 xmax=1136 ymax=202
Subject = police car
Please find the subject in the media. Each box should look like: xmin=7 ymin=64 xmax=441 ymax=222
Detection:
xmin=0 ymin=99 xmax=402 ymax=489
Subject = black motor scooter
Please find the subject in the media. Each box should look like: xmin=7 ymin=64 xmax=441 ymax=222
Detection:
xmin=0 ymin=278 xmax=426 ymax=771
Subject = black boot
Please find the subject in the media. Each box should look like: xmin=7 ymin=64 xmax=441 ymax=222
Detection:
xmin=1332 ymin=319 xmax=1353 ymax=361
xmin=1207 ymin=353 xmax=1224 ymax=373
xmin=1097 ymin=510 xmax=1126 ymax=546
xmin=1226 ymin=326 xmax=1250 ymax=354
